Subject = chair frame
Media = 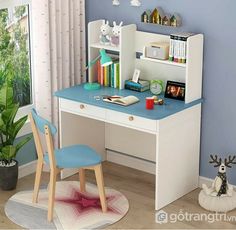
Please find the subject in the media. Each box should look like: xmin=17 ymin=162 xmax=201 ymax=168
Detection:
xmin=29 ymin=113 xmax=107 ymax=222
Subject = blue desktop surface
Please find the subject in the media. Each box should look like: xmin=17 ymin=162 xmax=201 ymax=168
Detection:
xmin=55 ymin=84 xmax=202 ymax=120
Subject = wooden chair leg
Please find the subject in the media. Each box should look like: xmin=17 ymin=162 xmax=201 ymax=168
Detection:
xmin=94 ymin=164 xmax=107 ymax=212
xmin=79 ymin=168 xmax=86 ymax=192
xmin=33 ymin=160 xmax=43 ymax=203
xmin=48 ymin=171 xmax=57 ymax=222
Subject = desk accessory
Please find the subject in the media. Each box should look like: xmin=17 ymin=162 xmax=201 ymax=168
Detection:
xmin=102 ymin=96 xmax=122 ymax=100
xmin=165 ymin=81 xmax=185 ymax=101
xmin=141 ymin=8 xmax=182 ymax=27
xmin=145 ymin=42 xmax=169 ymax=60
xmin=150 ymin=80 xmax=164 ymax=95
xmin=125 ymin=79 xmax=150 ymax=92
xmin=100 ymin=21 xmax=111 ymax=45
xmin=111 ymin=21 xmax=123 ymax=47
xmin=146 ymin=97 xmax=154 ymax=110
xmin=84 ymin=49 xmax=113 ymax=90
xmin=103 ymin=95 xmax=139 ymax=106
xmin=141 ymin=10 xmax=152 ymax=23
xmin=156 ymin=98 xmax=164 ymax=105
xmin=199 ymin=155 xmax=236 ymax=213
xmin=132 ymin=68 xmax=141 ymax=83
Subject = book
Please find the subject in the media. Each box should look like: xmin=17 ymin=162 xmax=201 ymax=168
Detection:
xmin=169 ymin=32 xmax=194 ymax=63
xmin=114 ymin=62 xmax=120 ymax=89
xmin=103 ymin=95 xmax=139 ymax=106
xmin=104 ymin=66 xmax=109 ymax=86
xmin=101 ymin=66 xmax=104 ymax=85
xmin=111 ymin=64 xmax=114 ymax=88
xmin=97 ymin=55 xmax=119 ymax=88
xmin=97 ymin=60 xmax=101 ymax=84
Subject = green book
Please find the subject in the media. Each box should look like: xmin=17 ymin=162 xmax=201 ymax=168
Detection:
xmin=115 ymin=63 xmax=120 ymax=89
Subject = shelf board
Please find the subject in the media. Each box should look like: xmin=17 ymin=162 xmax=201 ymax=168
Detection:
xmin=141 ymin=22 xmax=181 ymax=28
xmin=140 ymin=56 xmax=186 ymax=68
xmin=90 ymin=43 xmax=120 ymax=52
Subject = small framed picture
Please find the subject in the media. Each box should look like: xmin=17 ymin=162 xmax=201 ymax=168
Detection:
xmin=132 ymin=69 xmax=141 ymax=83
xmin=164 ymin=81 xmax=185 ymax=101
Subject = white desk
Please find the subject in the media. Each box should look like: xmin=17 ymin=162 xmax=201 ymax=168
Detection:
xmin=56 ymin=85 xmax=202 ymax=210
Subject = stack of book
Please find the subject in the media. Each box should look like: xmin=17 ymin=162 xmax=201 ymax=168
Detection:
xmin=169 ymin=32 xmax=194 ymax=63
xmin=97 ymin=59 xmax=120 ymax=88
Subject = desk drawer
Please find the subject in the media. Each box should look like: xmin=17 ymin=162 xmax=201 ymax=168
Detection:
xmin=106 ymin=110 xmax=157 ymax=133
xmin=60 ymin=99 xmax=106 ymax=120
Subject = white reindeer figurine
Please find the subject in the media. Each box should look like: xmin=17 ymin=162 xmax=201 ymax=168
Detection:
xmin=110 ymin=21 xmax=123 ymax=47
xmin=100 ymin=21 xmax=111 ymax=45
xmin=203 ymin=155 xmax=236 ymax=197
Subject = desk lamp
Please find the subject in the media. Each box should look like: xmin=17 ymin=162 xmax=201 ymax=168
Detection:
xmin=84 ymin=49 xmax=113 ymax=90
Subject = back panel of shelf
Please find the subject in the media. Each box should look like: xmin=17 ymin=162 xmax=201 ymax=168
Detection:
xmin=88 ymin=20 xmax=104 ymax=83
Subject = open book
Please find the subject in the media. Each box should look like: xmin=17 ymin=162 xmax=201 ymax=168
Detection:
xmin=103 ymin=95 xmax=139 ymax=106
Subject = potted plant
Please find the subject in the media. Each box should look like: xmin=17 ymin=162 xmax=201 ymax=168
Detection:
xmin=0 ymin=84 xmax=32 ymax=190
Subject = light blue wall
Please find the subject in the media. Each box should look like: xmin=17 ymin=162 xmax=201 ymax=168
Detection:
xmin=15 ymin=134 xmax=37 ymax=166
xmin=86 ymin=0 xmax=236 ymax=185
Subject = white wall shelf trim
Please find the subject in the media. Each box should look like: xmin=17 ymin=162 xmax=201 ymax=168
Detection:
xmin=90 ymin=42 xmax=120 ymax=52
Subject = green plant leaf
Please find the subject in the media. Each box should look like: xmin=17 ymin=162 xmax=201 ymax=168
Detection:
xmin=0 ymin=83 xmax=14 ymax=109
xmin=8 ymin=115 xmax=28 ymax=140
xmin=1 ymin=145 xmax=16 ymax=161
xmin=1 ymin=103 xmax=19 ymax=126
xmin=15 ymin=135 xmax=32 ymax=155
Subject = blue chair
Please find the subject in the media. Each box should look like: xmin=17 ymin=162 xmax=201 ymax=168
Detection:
xmin=29 ymin=109 xmax=107 ymax=222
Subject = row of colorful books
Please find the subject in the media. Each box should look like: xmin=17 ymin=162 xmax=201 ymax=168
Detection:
xmin=97 ymin=60 xmax=120 ymax=88
xmin=169 ymin=32 xmax=194 ymax=63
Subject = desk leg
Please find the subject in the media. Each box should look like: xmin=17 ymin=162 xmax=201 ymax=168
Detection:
xmin=155 ymin=105 xmax=201 ymax=210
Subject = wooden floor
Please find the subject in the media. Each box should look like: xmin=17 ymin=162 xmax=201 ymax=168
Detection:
xmin=1 ymin=161 xmax=236 ymax=229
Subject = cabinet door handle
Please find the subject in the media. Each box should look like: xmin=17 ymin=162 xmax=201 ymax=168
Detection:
xmin=129 ymin=116 xmax=134 ymax=121
xmin=80 ymin=104 xmax=85 ymax=109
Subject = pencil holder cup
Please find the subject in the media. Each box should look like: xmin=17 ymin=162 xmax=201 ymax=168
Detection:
xmin=146 ymin=97 xmax=154 ymax=110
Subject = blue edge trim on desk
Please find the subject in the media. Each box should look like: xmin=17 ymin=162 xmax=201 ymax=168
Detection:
xmin=54 ymin=84 xmax=203 ymax=120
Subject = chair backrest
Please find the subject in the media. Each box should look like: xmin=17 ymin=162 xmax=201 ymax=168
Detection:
xmin=29 ymin=109 xmax=57 ymax=169
xmin=31 ymin=109 xmax=57 ymax=135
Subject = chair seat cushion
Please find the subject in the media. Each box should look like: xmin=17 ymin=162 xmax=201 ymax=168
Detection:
xmin=44 ymin=145 xmax=102 ymax=168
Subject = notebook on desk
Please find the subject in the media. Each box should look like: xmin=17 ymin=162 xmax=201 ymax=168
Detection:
xmin=103 ymin=95 xmax=139 ymax=106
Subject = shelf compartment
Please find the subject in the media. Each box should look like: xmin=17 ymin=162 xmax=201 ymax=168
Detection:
xmin=140 ymin=56 xmax=186 ymax=68
xmin=90 ymin=42 xmax=120 ymax=52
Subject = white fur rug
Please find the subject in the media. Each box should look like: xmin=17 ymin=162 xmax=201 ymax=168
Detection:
xmin=199 ymin=190 xmax=236 ymax=212
xmin=5 ymin=181 xmax=129 ymax=229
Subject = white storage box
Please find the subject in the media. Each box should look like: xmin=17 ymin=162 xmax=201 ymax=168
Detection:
xmin=145 ymin=42 xmax=169 ymax=60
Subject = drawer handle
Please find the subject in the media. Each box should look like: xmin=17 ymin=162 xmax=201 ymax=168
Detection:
xmin=129 ymin=116 xmax=134 ymax=121
xmin=80 ymin=104 xmax=85 ymax=109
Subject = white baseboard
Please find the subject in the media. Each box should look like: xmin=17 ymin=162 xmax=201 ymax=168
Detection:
xmin=18 ymin=160 xmax=236 ymax=191
xmin=107 ymin=150 xmax=155 ymax=174
xmin=199 ymin=176 xmax=236 ymax=189
xmin=18 ymin=160 xmax=37 ymax=179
